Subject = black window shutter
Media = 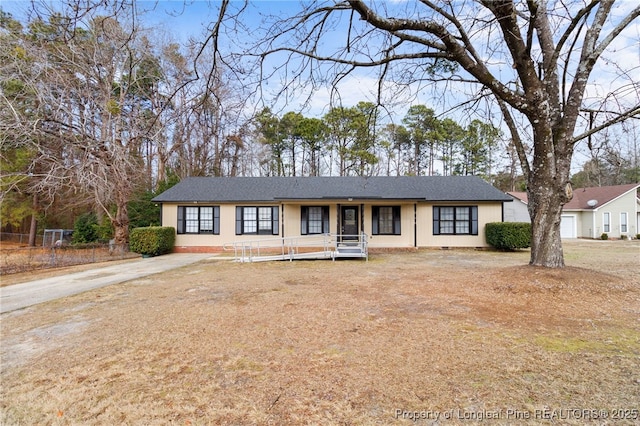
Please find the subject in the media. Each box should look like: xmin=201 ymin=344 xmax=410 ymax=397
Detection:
xmin=393 ymin=206 xmax=401 ymax=235
xmin=471 ymin=206 xmax=478 ymax=235
xmin=433 ymin=206 xmax=440 ymax=235
xmin=322 ymin=206 xmax=330 ymax=234
xmin=213 ymin=206 xmax=220 ymax=235
xmin=371 ymin=206 xmax=379 ymax=235
xmin=272 ymin=206 xmax=279 ymax=235
xmin=177 ymin=206 xmax=185 ymax=234
xmin=235 ymin=207 xmax=242 ymax=235
xmin=301 ymin=206 xmax=308 ymax=235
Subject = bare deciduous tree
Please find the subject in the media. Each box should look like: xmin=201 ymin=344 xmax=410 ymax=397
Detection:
xmin=2 ymin=8 xmax=157 ymax=245
xmin=210 ymin=0 xmax=640 ymax=267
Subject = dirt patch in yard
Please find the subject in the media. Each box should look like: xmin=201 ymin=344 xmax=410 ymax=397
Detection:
xmin=1 ymin=240 xmax=639 ymax=425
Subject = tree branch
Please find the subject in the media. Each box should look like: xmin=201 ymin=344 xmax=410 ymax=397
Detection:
xmin=571 ymin=104 xmax=640 ymax=145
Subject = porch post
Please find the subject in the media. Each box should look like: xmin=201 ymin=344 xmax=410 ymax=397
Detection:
xmin=281 ymin=204 xmax=285 ymax=238
xmin=414 ymin=203 xmax=417 ymax=247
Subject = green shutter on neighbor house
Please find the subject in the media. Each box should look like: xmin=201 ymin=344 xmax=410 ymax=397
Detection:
xmin=393 ymin=206 xmax=401 ymax=235
xmin=471 ymin=206 xmax=478 ymax=235
xmin=433 ymin=206 xmax=440 ymax=235
xmin=177 ymin=206 xmax=185 ymax=234
xmin=371 ymin=206 xmax=379 ymax=235
xmin=235 ymin=206 xmax=242 ymax=235
xmin=301 ymin=206 xmax=308 ymax=235
xmin=272 ymin=206 xmax=279 ymax=235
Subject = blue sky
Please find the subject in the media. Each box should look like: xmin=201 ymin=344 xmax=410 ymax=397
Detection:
xmin=0 ymin=0 xmax=386 ymax=116
xmin=2 ymin=0 xmax=638 ymax=171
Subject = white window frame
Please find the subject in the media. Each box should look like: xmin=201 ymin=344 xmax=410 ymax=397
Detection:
xmin=620 ymin=212 xmax=628 ymax=233
xmin=236 ymin=206 xmax=279 ymax=235
xmin=177 ymin=206 xmax=220 ymax=235
xmin=603 ymin=212 xmax=610 ymax=233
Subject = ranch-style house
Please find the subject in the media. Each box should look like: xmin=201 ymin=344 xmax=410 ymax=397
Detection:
xmin=152 ymin=176 xmax=513 ymax=253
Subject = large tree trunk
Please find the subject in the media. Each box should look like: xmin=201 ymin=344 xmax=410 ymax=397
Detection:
xmin=528 ymin=186 xmax=565 ymax=267
xmin=527 ymin=125 xmax=574 ymax=268
xmin=112 ymin=197 xmax=129 ymax=247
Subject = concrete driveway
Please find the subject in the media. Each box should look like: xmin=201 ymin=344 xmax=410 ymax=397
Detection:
xmin=0 ymin=253 xmax=215 ymax=314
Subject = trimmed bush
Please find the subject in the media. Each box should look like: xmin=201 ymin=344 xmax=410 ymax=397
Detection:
xmin=600 ymin=233 xmax=608 ymax=240
xmin=129 ymin=226 xmax=175 ymax=256
xmin=486 ymin=222 xmax=531 ymax=250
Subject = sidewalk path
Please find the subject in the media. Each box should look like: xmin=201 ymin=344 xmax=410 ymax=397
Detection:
xmin=0 ymin=253 xmax=214 ymax=314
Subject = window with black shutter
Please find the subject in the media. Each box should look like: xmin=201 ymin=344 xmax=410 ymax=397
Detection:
xmin=301 ymin=206 xmax=330 ymax=235
xmin=432 ymin=206 xmax=478 ymax=235
xmin=372 ymin=206 xmax=401 ymax=235
xmin=177 ymin=206 xmax=220 ymax=234
xmin=235 ymin=206 xmax=279 ymax=235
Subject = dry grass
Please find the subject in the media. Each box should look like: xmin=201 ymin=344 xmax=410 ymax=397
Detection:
xmin=1 ymin=240 xmax=639 ymax=425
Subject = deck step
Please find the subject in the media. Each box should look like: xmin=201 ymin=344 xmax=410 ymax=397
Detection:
xmin=337 ymin=247 xmax=363 ymax=254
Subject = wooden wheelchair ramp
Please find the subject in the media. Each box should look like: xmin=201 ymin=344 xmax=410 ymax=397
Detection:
xmin=223 ymin=234 xmax=368 ymax=262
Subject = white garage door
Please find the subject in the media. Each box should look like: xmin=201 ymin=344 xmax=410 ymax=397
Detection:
xmin=560 ymin=215 xmax=576 ymax=238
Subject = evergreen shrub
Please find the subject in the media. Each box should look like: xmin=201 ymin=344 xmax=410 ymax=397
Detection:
xmin=486 ymin=222 xmax=531 ymax=250
xmin=129 ymin=226 xmax=175 ymax=256
xmin=72 ymin=212 xmax=99 ymax=244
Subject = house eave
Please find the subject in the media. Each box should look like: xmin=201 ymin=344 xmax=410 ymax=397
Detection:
xmin=156 ymin=197 xmax=511 ymax=204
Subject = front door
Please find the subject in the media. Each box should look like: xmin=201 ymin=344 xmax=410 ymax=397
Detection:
xmin=341 ymin=206 xmax=359 ymax=241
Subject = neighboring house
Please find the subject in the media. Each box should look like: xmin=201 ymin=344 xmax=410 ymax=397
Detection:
xmin=504 ymin=192 xmax=531 ymax=222
xmin=152 ymin=176 xmax=513 ymax=252
xmin=507 ymin=183 xmax=640 ymax=239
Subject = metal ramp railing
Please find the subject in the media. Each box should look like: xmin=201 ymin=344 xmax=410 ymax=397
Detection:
xmin=223 ymin=233 xmax=368 ymax=263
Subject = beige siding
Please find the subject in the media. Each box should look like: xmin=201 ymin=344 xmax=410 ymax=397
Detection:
xmin=282 ymin=203 xmax=336 ymax=237
xmin=162 ymin=200 xmax=506 ymax=250
xmin=283 ymin=202 xmax=416 ymax=248
xmin=417 ymin=202 xmax=503 ymax=247
xmin=164 ymin=203 xmax=282 ymax=250
xmin=364 ymin=203 xmax=416 ymax=249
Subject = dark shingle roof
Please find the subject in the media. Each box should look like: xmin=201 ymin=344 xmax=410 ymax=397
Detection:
xmin=152 ymin=176 xmax=512 ymax=203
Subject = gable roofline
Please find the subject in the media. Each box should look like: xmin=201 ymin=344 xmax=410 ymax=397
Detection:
xmin=152 ymin=176 xmax=513 ymax=204
xmin=507 ymin=191 xmax=528 ymax=204
xmin=508 ymin=185 xmax=640 ymax=210
xmin=562 ymin=183 xmax=640 ymax=211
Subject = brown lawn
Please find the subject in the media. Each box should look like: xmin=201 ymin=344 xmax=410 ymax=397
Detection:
xmin=1 ymin=240 xmax=639 ymax=425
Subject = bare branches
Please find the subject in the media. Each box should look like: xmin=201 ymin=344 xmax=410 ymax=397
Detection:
xmin=572 ymin=104 xmax=640 ymax=145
